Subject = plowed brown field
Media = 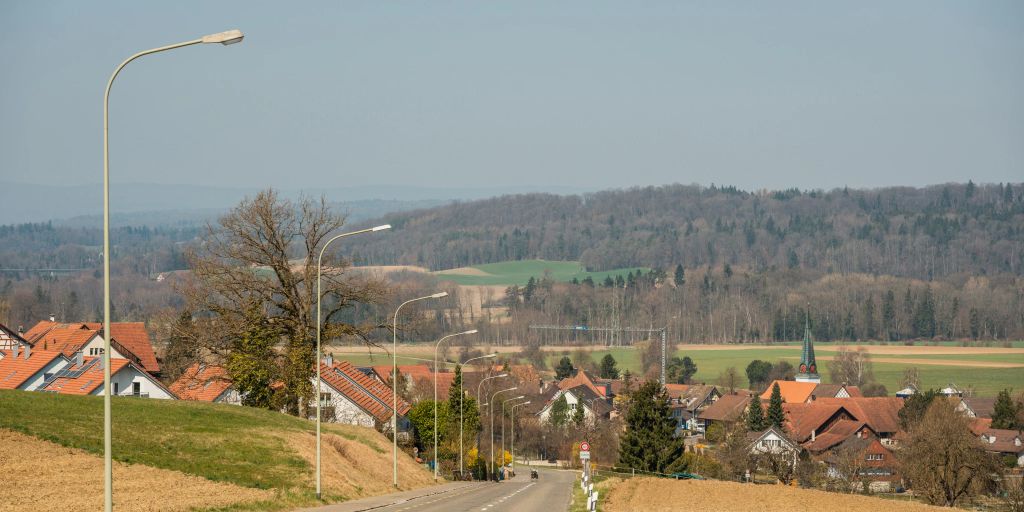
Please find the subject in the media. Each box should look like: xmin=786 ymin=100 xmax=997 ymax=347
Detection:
xmin=602 ymin=477 xmax=948 ymax=512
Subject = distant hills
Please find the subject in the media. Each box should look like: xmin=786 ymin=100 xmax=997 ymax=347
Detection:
xmin=0 ymin=181 xmax=592 ymax=226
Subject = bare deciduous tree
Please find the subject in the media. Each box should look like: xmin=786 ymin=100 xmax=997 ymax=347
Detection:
xmin=896 ymin=397 xmax=1001 ymax=506
xmin=182 ymin=189 xmax=389 ymax=414
xmin=828 ymin=346 xmax=874 ymax=387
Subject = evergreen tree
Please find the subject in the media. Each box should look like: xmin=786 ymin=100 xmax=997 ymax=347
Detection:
xmin=572 ymin=402 xmax=586 ymax=426
xmin=746 ymin=395 xmax=768 ymax=431
xmin=992 ymin=389 xmax=1021 ymax=430
xmin=550 ymin=394 xmax=569 ymax=427
xmin=673 ymin=264 xmax=685 ymax=287
xmin=618 ymin=381 xmax=684 ymax=472
xmin=969 ymin=308 xmax=981 ymax=339
xmin=523 ymin=277 xmax=537 ymax=303
xmin=599 ymin=353 xmax=619 ymax=379
xmin=555 ymin=356 xmax=575 ymax=379
xmin=582 ymin=276 xmax=595 ymax=288
xmin=162 ymin=310 xmax=199 ymax=382
xmin=862 ymin=296 xmax=876 ymax=340
xmin=767 ymin=382 xmax=785 ymax=428
xmin=914 ymin=286 xmax=936 ymax=338
xmin=745 ymin=360 xmax=772 ymax=391
xmin=723 ymin=263 xmax=733 ymax=279
xmin=226 ymin=305 xmax=280 ymax=408
xmin=602 ymin=276 xmax=614 ymax=288
xmin=882 ymin=290 xmax=896 ymax=340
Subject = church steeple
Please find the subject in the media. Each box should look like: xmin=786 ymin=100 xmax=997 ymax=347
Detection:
xmin=795 ymin=307 xmax=820 ymax=383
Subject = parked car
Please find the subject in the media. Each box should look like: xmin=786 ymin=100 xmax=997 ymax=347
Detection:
xmin=531 ymin=469 xmax=539 ymax=480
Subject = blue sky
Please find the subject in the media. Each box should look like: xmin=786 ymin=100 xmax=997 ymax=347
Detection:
xmin=1 ymin=1 xmax=1021 ymax=192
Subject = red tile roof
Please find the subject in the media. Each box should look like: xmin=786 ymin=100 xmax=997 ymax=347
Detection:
xmin=23 ymin=321 xmax=160 ymax=374
xmin=813 ymin=397 xmax=904 ymax=435
xmin=979 ymin=428 xmax=1024 ymax=454
xmin=84 ymin=322 xmax=159 ymax=373
xmin=371 ymin=364 xmax=433 ymax=383
xmin=323 ymin=361 xmax=411 ymax=423
xmin=760 ymin=380 xmax=817 ymax=404
xmin=170 ymin=363 xmax=233 ymax=402
xmin=783 ymin=402 xmax=854 ymax=443
xmin=558 ymin=370 xmax=606 ymax=398
xmin=802 ymin=419 xmax=872 ymax=453
xmin=42 ymin=357 xmax=131 ymax=395
xmin=0 ymin=348 xmax=67 ymax=389
xmin=698 ymin=393 xmax=751 ymax=423
xmin=410 ymin=372 xmax=456 ymax=399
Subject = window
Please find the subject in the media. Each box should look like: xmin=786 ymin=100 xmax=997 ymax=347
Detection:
xmin=132 ymin=382 xmax=141 ymax=396
xmin=113 ymin=382 xmax=119 ymax=395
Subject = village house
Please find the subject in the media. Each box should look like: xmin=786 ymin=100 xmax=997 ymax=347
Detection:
xmin=0 ymin=323 xmax=28 ymax=351
xmin=0 ymin=344 xmax=72 ymax=391
xmin=978 ymin=428 xmax=1024 ymax=467
xmin=169 ymin=363 xmax=241 ymax=405
xmin=37 ymin=353 xmax=175 ymax=399
xmin=317 ymin=358 xmax=412 ymax=434
xmin=759 ymin=380 xmax=862 ymax=405
xmin=22 ymin=320 xmax=161 ymax=376
xmin=665 ymin=383 xmax=720 ymax=434
xmin=537 ymin=384 xmax=611 ymax=425
xmin=697 ymin=391 xmax=753 ymax=432
xmin=747 ymin=425 xmax=800 ymax=466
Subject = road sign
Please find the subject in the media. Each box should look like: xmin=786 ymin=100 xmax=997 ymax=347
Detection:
xmin=580 ymin=442 xmax=591 ymax=452
xmin=579 ymin=451 xmax=590 ymax=460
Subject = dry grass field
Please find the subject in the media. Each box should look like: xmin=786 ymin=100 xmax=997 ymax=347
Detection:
xmin=601 ymin=477 xmax=948 ymax=512
xmin=0 ymin=429 xmax=273 ymax=512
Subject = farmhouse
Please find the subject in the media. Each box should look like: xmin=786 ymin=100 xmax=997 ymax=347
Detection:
xmin=759 ymin=380 xmax=862 ymax=405
xmin=747 ymin=425 xmax=800 ymax=465
xmin=666 ymin=384 xmax=720 ymax=434
xmin=0 ymin=323 xmax=28 ymax=350
xmin=698 ymin=392 xmax=753 ymax=430
xmin=978 ymin=428 xmax=1024 ymax=467
xmin=170 ymin=363 xmax=241 ymax=404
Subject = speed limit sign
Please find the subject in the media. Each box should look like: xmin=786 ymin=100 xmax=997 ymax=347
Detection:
xmin=580 ymin=442 xmax=590 ymax=451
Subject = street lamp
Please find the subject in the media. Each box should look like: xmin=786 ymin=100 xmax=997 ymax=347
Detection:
xmin=392 ymin=291 xmax=447 ymax=488
xmin=432 ymin=329 xmax=477 ymax=481
xmin=509 ymin=401 xmax=531 ymax=472
xmin=459 ymin=353 xmax=497 ymax=474
xmin=102 ymin=29 xmax=243 ymax=512
xmin=315 ymin=224 xmax=390 ymax=499
xmin=489 ymin=387 xmax=519 ymax=480
xmin=500 ymin=396 xmax=527 ymax=474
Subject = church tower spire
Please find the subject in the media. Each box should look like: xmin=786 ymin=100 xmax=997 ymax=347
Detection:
xmin=795 ymin=306 xmax=820 ymax=383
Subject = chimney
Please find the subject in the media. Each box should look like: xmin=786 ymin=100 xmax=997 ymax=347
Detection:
xmin=11 ymin=344 xmax=18 ymax=359
xmin=324 ymin=353 xmax=333 ymax=367
xmin=49 ymin=313 xmax=56 ymax=322
xmin=23 ymin=344 xmax=31 ymax=360
xmin=75 ymin=351 xmax=83 ymax=367
xmin=17 ymin=325 xmax=24 ymax=335
xmin=811 ymin=429 xmax=816 ymax=442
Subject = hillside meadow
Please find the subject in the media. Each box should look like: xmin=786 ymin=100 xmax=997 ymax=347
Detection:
xmin=0 ymin=390 xmax=435 ymax=511
xmin=433 ymin=259 xmax=648 ymax=286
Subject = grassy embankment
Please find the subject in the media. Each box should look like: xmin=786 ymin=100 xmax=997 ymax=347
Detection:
xmin=0 ymin=390 xmax=433 ymax=510
xmin=434 ymin=259 xmax=649 ymax=286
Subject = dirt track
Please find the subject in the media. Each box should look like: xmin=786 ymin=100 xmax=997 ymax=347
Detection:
xmin=0 ymin=429 xmax=271 ymax=511
xmin=602 ymin=477 xmax=948 ymax=512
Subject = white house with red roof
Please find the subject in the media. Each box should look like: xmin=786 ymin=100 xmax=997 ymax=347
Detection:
xmin=170 ymin=363 xmax=240 ymax=405
xmin=22 ymin=321 xmax=161 ymax=376
xmin=37 ymin=355 xmax=175 ymax=399
xmin=316 ymin=358 xmax=412 ymax=433
xmin=0 ymin=344 xmax=72 ymax=391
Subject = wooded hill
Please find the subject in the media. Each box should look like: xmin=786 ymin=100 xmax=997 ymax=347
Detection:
xmin=349 ymin=182 xmax=1024 ymax=280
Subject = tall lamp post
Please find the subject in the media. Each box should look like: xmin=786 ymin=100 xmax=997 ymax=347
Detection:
xmin=102 ymin=29 xmax=244 ymax=512
xmin=489 ymin=387 xmax=519 ymax=480
xmin=459 ymin=353 xmax=497 ymax=474
xmin=315 ymin=224 xmax=391 ymax=499
xmin=432 ymin=329 xmax=478 ymax=481
xmin=509 ymin=401 xmax=531 ymax=471
xmin=497 ymin=395 xmax=524 ymax=475
xmin=392 ymin=291 xmax=447 ymax=488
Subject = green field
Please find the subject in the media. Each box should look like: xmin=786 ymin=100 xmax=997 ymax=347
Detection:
xmin=433 ymin=259 xmax=649 ymax=286
xmin=542 ymin=345 xmax=1024 ymax=396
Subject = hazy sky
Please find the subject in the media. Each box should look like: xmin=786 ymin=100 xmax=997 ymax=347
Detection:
xmin=1 ymin=1 xmax=1021 ymax=193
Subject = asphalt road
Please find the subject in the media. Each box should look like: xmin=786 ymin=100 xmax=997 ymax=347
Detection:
xmin=366 ymin=468 xmax=575 ymax=512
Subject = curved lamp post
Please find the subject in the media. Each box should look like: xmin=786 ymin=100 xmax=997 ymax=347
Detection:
xmin=392 ymin=291 xmax=447 ymax=488
xmin=432 ymin=329 xmax=478 ymax=480
xmin=102 ymin=29 xmax=243 ymax=512
xmin=315 ymin=224 xmax=390 ymax=499
xmin=459 ymin=353 xmax=497 ymax=473
xmin=489 ymin=387 xmax=519 ymax=480
xmin=509 ymin=401 xmax=531 ymax=471
xmin=497 ymin=395 xmax=524 ymax=475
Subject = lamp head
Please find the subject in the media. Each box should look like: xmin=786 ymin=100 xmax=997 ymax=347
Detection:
xmin=463 ymin=329 xmax=479 ymax=335
xmin=201 ymin=29 xmax=244 ymax=45
xmin=496 ymin=373 xmax=508 ymax=378
xmin=372 ymin=224 xmax=392 ymax=232
xmin=430 ymin=291 xmax=449 ymax=299
xmin=511 ymin=395 xmax=525 ymax=400
xmin=484 ymin=353 xmax=497 ymax=358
